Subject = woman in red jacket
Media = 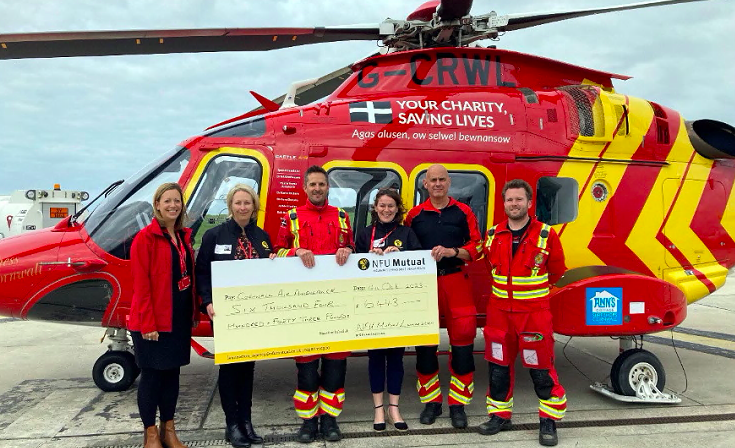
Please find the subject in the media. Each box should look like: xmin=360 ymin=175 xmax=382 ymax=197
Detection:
xmin=128 ymin=182 xmax=197 ymax=448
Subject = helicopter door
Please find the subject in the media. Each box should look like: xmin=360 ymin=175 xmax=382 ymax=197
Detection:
xmin=323 ymin=164 xmax=406 ymax=234
xmin=185 ymin=152 xmax=267 ymax=249
xmin=661 ymin=178 xmax=724 ymax=269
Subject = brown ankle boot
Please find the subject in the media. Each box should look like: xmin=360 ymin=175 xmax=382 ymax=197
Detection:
xmin=144 ymin=425 xmax=163 ymax=448
xmin=160 ymin=420 xmax=187 ymax=448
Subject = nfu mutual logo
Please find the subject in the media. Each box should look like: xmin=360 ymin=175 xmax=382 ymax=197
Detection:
xmin=585 ymin=287 xmax=623 ymax=326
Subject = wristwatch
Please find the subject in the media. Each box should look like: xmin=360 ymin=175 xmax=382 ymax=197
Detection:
xmin=453 ymin=247 xmax=460 ymax=257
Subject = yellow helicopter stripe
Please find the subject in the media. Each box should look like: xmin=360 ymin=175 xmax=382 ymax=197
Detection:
xmin=720 ymin=179 xmax=735 ymax=242
xmin=627 ymin=119 xmax=725 ymax=302
xmin=627 ymin=118 xmax=695 ymax=280
xmin=660 ymin=129 xmax=727 ymax=301
xmin=558 ymin=95 xmax=650 ymax=269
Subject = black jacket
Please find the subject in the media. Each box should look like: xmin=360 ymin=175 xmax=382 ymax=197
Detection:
xmin=355 ymin=221 xmax=422 ymax=254
xmin=195 ymin=218 xmax=272 ymax=310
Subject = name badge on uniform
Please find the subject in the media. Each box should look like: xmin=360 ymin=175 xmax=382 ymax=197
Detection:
xmin=214 ymin=244 xmax=232 ymax=254
xmin=178 ymin=275 xmax=191 ymax=291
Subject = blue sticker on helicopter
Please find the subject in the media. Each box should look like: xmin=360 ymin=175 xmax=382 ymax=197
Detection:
xmin=586 ymin=287 xmax=622 ymax=326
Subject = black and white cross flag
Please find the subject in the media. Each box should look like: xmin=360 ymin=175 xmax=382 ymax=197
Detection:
xmin=349 ymin=101 xmax=393 ymax=124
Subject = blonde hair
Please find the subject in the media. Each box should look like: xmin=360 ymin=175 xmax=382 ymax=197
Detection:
xmin=152 ymin=182 xmax=188 ymax=230
xmin=226 ymin=184 xmax=260 ymax=222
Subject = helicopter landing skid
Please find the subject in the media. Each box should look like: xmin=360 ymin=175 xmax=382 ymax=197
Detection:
xmin=590 ymin=382 xmax=681 ymax=404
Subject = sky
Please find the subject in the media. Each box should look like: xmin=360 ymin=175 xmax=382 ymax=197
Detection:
xmin=0 ymin=0 xmax=733 ymax=199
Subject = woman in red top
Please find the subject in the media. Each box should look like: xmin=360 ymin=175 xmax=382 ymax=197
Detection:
xmin=129 ymin=182 xmax=196 ymax=448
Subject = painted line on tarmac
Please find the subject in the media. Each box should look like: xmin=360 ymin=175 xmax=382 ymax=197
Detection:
xmin=646 ymin=329 xmax=735 ymax=359
xmin=0 ymin=318 xmax=18 ymax=324
xmin=56 ymin=412 xmax=735 ymax=447
xmin=674 ymin=326 xmax=735 ymax=343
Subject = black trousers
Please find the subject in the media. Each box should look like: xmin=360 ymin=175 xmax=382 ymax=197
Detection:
xmin=219 ymin=361 xmax=256 ymax=425
xmin=368 ymin=347 xmax=405 ymax=395
xmin=138 ymin=367 xmax=180 ymax=427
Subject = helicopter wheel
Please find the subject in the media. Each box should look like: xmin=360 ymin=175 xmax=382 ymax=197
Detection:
xmin=92 ymin=351 xmax=140 ymax=392
xmin=610 ymin=348 xmax=666 ymax=397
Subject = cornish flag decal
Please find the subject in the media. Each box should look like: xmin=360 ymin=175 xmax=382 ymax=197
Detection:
xmin=349 ymin=101 xmax=393 ymax=124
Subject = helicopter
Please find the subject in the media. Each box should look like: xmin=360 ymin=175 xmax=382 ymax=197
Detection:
xmin=1 ymin=0 xmax=734 ymax=402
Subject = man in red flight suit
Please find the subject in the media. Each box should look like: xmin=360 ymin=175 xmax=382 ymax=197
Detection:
xmin=479 ymin=179 xmax=567 ymax=446
xmin=404 ymin=164 xmax=483 ymax=429
xmin=272 ymin=165 xmax=354 ymax=443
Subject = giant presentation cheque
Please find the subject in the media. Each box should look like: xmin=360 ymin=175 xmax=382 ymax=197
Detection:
xmin=211 ymin=250 xmax=438 ymax=364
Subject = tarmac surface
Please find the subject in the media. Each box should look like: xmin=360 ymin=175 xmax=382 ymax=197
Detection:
xmin=1 ymin=280 xmax=734 ymax=448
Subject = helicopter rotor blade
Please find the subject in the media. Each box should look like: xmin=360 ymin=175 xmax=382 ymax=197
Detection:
xmin=0 ymin=26 xmax=381 ymax=60
xmin=437 ymin=0 xmax=474 ymax=21
xmin=499 ymin=0 xmax=708 ymax=32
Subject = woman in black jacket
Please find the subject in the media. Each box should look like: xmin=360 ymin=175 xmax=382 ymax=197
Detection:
xmin=195 ymin=184 xmax=271 ymax=448
xmin=355 ymin=188 xmax=421 ymax=432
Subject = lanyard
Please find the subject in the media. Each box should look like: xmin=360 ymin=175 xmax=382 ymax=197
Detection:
xmin=371 ymin=224 xmax=397 ymax=249
xmin=172 ymin=233 xmax=187 ymax=276
xmin=237 ymin=235 xmax=255 ymax=259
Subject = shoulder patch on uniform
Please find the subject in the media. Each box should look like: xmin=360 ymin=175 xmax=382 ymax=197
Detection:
xmin=540 ymin=229 xmax=549 ymax=238
xmin=289 ymin=211 xmax=298 ymax=220
xmin=487 ymin=227 xmax=496 ymax=237
xmin=338 ymin=209 xmax=346 ymax=219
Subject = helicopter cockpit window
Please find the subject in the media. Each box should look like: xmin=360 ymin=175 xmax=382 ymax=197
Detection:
xmin=85 ymin=147 xmax=190 ymax=260
xmin=326 ymin=168 xmax=401 ymax=233
xmin=415 ymin=171 xmax=489 ymax=234
xmin=186 ymin=155 xmax=263 ymax=249
xmin=206 ymin=117 xmax=266 ymax=138
xmin=535 ymin=177 xmax=579 ymax=225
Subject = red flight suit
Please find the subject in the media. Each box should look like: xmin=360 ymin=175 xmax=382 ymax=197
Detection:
xmin=405 ymin=197 xmax=483 ymax=407
xmin=273 ymin=200 xmax=354 ymax=420
xmin=483 ymin=218 xmax=567 ymax=421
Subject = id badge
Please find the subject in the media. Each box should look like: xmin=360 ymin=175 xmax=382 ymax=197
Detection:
xmin=178 ymin=275 xmax=191 ymax=291
xmin=372 ymin=239 xmax=383 ymax=248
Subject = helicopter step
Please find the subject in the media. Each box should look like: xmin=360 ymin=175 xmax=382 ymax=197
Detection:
xmin=590 ymin=382 xmax=681 ymax=403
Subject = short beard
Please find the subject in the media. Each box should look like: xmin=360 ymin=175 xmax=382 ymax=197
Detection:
xmin=507 ymin=209 xmax=528 ymax=221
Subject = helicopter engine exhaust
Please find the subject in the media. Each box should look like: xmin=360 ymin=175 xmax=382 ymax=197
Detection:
xmin=686 ymin=119 xmax=735 ymax=160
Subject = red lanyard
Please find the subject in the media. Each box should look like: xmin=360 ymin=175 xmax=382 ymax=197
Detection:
xmin=371 ymin=224 xmax=397 ymax=249
xmin=172 ymin=234 xmax=187 ymax=276
xmin=237 ymin=235 xmax=255 ymax=259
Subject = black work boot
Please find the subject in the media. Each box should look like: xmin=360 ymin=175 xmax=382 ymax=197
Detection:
xmin=319 ymin=414 xmax=342 ymax=442
xmin=478 ymin=415 xmax=512 ymax=435
xmin=449 ymin=405 xmax=468 ymax=429
xmin=296 ymin=417 xmax=318 ymax=444
xmin=539 ymin=417 xmax=558 ymax=446
xmin=225 ymin=422 xmax=251 ymax=448
xmin=241 ymin=420 xmax=263 ymax=444
xmin=419 ymin=402 xmax=443 ymax=425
